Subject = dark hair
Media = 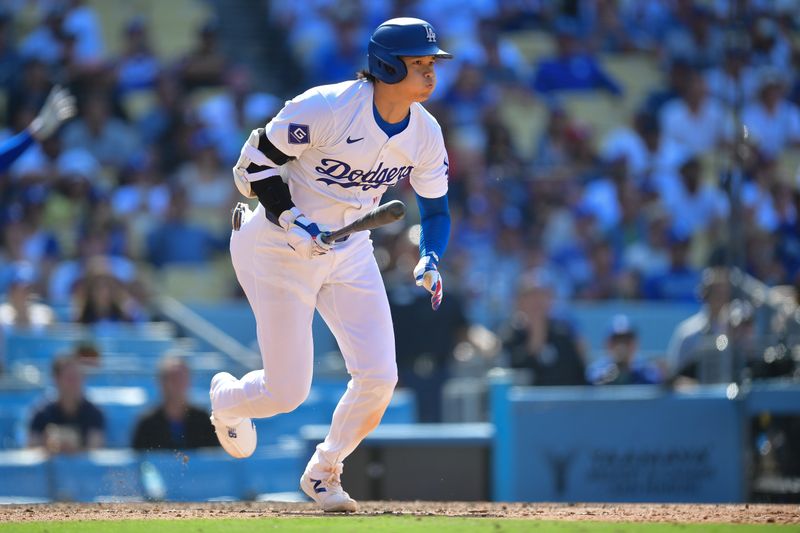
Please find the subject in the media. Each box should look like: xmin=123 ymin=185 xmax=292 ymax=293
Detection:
xmin=52 ymin=353 xmax=79 ymax=378
xmin=356 ymin=69 xmax=376 ymax=83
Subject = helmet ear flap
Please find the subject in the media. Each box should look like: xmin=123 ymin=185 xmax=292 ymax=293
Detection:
xmin=368 ymin=42 xmax=407 ymax=84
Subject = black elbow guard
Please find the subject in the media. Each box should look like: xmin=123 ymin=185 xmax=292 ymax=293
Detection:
xmin=249 ymin=176 xmax=295 ymax=226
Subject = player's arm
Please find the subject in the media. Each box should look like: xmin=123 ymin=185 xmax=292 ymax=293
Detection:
xmin=0 ymin=85 xmax=76 ymax=173
xmin=410 ymin=131 xmax=450 ymax=310
xmin=234 ymin=127 xmax=329 ymax=259
xmin=232 ymin=90 xmax=334 ymax=259
xmin=413 ymin=193 xmax=450 ymax=310
xmin=233 ymin=89 xmax=333 ymax=259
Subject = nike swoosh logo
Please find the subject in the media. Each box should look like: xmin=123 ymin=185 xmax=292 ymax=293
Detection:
xmin=346 ymin=136 xmax=364 ymax=144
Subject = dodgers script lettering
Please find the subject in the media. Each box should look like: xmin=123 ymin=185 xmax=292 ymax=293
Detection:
xmin=315 ymin=158 xmax=414 ymax=191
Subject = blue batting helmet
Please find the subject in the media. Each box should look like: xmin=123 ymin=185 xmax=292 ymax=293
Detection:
xmin=368 ymin=17 xmax=453 ymax=84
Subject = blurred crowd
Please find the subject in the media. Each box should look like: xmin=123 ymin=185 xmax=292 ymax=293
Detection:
xmin=1 ymin=1 xmax=800 ymax=392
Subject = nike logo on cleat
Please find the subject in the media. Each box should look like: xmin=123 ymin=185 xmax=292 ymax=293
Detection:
xmin=312 ymin=479 xmax=327 ymax=493
xmin=346 ymin=136 xmax=364 ymax=144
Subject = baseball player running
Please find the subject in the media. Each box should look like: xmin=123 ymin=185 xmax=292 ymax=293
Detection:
xmin=209 ymin=18 xmax=452 ymax=512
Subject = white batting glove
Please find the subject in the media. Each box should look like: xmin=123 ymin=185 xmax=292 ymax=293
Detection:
xmin=278 ymin=207 xmax=331 ymax=259
xmin=29 ymin=85 xmax=77 ymax=141
xmin=414 ymin=253 xmax=443 ymax=311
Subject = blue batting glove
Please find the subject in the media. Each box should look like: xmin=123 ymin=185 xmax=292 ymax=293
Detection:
xmin=413 ymin=253 xmax=443 ymax=311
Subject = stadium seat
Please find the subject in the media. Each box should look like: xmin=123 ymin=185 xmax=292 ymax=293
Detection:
xmin=86 ymin=386 xmax=150 ymax=448
xmin=50 ymin=449 xmax=143 ymax=502
xmin=601 ymin=53 xmax=664 ymax=113
xmin=139 ymin=449 xmax=243 ymax=501
xmin=0 ymin=449 xmax=50 ymax=502
xmin=503 ymin=30 xmax=554 ymax=62
xmin=497 ymin=97 xmax=548 ymax=160
xmin=559 ymin=93 xmax=629 ymax=140
xmin=239 ymin=444 xmax=305 ymax=499
xmin=569 ymin=301 xmax=700 ymax=359
xmin=86 ymin=0 xmax=212 ymax=61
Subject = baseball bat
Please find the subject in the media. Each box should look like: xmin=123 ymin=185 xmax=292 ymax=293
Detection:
xmin=321 ymin=200 xmax=406 ymax=244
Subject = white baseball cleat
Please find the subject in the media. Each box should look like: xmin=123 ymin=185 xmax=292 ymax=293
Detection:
xmin=300 ymin=470 xmax=358 ymax=513
xmin=209 ymin=372 xmax=257 ymax=459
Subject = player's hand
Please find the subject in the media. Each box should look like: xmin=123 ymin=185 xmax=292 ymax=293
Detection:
xmin=29 ymin=85 xmax=77 ymax=141
xmin=278 ymin=207 xmax=331 ymax=259
xmin=414 ymin=253 xmax=443 ymax=310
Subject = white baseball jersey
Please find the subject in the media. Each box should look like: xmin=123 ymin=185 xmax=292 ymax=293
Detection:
xmin=239 ymin=79 xmax=449 ymax=230
xmin=214 ymin=78 xmax=450 ymax=486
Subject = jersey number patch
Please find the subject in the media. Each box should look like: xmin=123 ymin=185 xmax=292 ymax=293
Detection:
xmin=288 ymin=123 xmax=310 ymax=144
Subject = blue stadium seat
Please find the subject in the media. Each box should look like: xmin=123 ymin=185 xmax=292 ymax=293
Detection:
xmin=139 ymin=449 xmax=243 ymax=501
xmin=0 ymin=449 xmax=50 ymax=502
xmin=3 ymin=334 xmax=77 ymax=370
xmin=85 ymin=387 xmax=151 ymax=448
xmin=239 ymin=444 xmax=305 ymax=498
xmin=570 ymin=302 xmax=699 ymax=359
xmin=0 ymin=387 xmax=45 ymax=449
xmin=50 ymin=450 xmax=143 ymax=502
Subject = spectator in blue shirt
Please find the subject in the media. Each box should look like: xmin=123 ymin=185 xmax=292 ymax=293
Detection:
xmin=642 ymin=228 xmax=701 ymax=301
xmin=145 ymin=186 xmax=227 ymax=268
xmin=586 ymin=314 xmax=663 ymax=385
xmin=532 ymin=21 xmax=622 ymax=96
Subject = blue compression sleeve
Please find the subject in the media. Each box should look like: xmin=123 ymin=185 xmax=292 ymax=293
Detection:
xmin=0 ymin=130 xmax=35 ymax=173
xmin=415 ymin=193 xmax=450 ymax=260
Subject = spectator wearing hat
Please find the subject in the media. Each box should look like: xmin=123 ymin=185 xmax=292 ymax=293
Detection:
xmin=642 ymin=227 xmax=700 ymax=302
xmin=0 ymin=262 xmax=54 ymax=331
xmin=531 ymin=19 xmax=622 ymax=97
xmin=502 ymin=268 xmax=587 ymax=386
xmin=586 ymin=314 xmax=663 ymax=385
xmin=742 ymin=71 xmax=800 ymax=160
xmin=114 ymin=16 xmax=161 ymax=95
xmin=132 ymin=356 xmax=218 ymax=451
xmin=28 ymin=352 xmax=105 ymax=454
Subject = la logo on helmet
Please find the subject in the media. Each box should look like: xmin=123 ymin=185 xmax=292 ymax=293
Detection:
xmin=425 ymin=25 xmax=436 ymax=42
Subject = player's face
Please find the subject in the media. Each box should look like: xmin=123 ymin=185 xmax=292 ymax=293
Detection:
xmin=398 ymin=56 xmax=437 ymax=102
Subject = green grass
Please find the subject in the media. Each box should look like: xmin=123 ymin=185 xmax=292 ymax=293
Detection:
xmin=0 ymin=518 xmax=797 ymax=533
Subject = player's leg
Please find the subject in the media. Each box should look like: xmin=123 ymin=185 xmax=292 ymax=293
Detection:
xmin=302 ymin=239 xmax=397 ymax=510
xmin=210 ymin=205 xmax=327 ymax=454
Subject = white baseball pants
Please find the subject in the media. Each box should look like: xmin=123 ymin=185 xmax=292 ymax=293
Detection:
xmin=211 ymin=204 xmax=397 ymax=478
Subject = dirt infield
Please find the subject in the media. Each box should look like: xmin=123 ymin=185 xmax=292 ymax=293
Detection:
xmin=1 ymin=502 xmax=798 ymax=524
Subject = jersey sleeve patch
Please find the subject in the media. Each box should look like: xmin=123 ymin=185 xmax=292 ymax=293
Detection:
xmin=288 ymin=123 xmax=310 ymax=145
